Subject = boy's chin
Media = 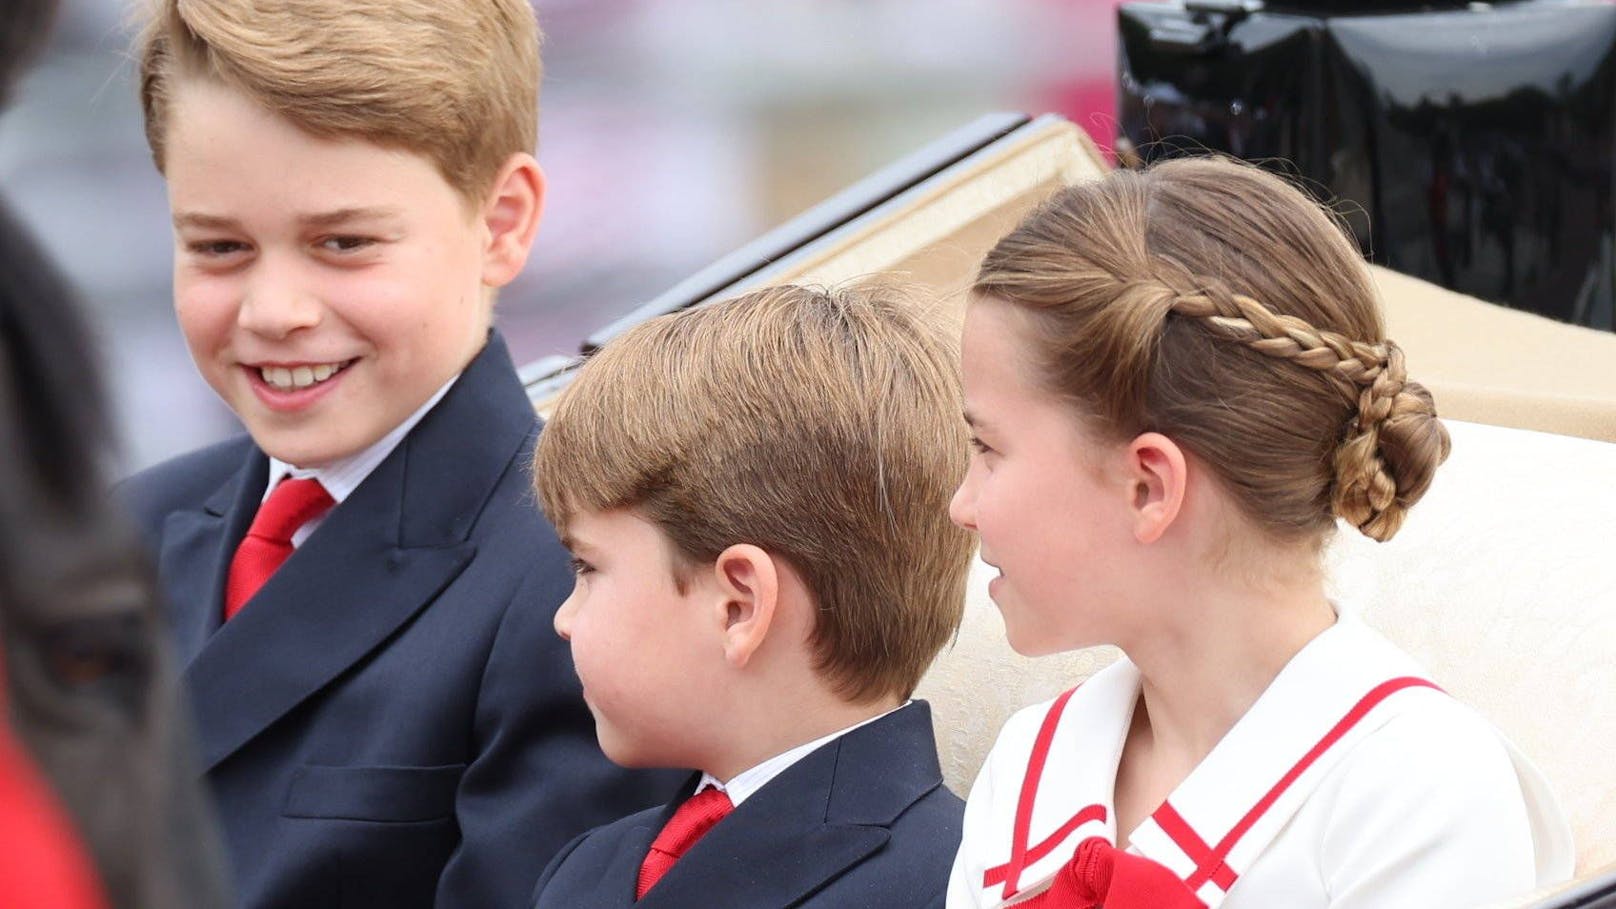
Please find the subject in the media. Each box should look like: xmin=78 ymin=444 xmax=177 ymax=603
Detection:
xmin=594 ymin=727 xmax=683 ymax=772
xmin=247 ymin=423 xmax=378 ymax=471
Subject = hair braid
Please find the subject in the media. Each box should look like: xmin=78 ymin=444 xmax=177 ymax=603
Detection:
xmin=975 ymin=156 xmax=1451 ymax=544
xmin=1165 ymin=283 xmax=1449 ymax=541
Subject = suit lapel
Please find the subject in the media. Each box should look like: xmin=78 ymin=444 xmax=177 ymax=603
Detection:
xmin=158 ymin=446 xmax=263 ymax=666
xmin=181 ymin=462 xmax=476 ymax=771
xmin=181 ymin=334 xmax=537 ymax=772
xmin=596 ymin=819 xmax=661 ymax=907
xmin=642 ymin=703 xmax=944 ymax=908
xmin=539 ymin=787 xmax=685 ymax=908
xmin=652 ymin=816 xmax=885 ymax=908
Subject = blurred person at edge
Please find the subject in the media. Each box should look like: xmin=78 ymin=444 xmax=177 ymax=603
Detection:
xmin=0 ymin=2 xmax=232 ymax=907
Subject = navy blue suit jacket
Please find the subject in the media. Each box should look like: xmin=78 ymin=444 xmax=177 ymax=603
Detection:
xmin=121 ymin=334 xmax=680 ymax=909
xmin=532 ymin=701 xmax=963 ymax=909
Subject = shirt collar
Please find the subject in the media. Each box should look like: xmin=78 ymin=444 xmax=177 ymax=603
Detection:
xmin=263 ymin=373 xmax=460 ymax=505
xmin=696 ymin=700 xmax=911 ymax=807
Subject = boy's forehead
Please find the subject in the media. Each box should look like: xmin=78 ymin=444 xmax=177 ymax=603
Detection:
xmin=163 ymin=77 xmax=465 ymax=216
xmin=557 ymin=528 xmax=589 ymax=553
xmin=561 ymin=507 xmax=675 ymax=552
xmin=557 ymin=508 xmax=615 ymax=551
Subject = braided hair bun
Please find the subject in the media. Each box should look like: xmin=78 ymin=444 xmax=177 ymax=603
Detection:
xmin=975 ymin=156 xmax=1450 ymax=543
xmin=1331 ymin=343 xmax=1451 ymax=541
xmin=1170 ymin=290 xmax=1451 ymax=541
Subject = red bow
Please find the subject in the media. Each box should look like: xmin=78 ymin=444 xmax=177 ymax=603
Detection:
xmin=1020 ymin=837 xmax=1204 ymax=908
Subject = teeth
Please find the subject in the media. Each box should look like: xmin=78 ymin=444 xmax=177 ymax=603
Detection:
xmin=259 ymin=361 xmax=346 ymax=390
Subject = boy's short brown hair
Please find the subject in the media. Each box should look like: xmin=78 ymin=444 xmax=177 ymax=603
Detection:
xmin=136 ymin=0 xmax=540 ymax=205
xmin=535 ymin=285 xmax=974 ymax=704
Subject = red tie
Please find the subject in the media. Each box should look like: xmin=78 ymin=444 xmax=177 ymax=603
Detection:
xmin=636 ymin=787 xmax=733 ymax=899
xmin=1018 ymin=837 xmax=1204 ymax=908
xmin=224 ymin=477 xmax=334 ymax=620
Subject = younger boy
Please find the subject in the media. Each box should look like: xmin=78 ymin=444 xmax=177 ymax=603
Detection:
xmin=119 ymin=2 xmax=676 ymax=906
xmin=529 ymin=285 xmax=975 ymax=907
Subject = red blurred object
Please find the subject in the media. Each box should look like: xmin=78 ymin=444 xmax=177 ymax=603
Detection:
xmin=1037 ymin=0 xmax=1121 ymax=158
xmin=0 ymin=669 xmax=109 ymax=909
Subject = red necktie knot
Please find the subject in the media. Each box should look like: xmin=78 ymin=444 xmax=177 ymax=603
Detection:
xmin=636 ymin=787 xmax=733 ymax=899
xmin=224 ymin=478 xmax=334 ymax=620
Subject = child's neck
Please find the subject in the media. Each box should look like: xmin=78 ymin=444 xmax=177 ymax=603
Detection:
xmin=1110 ymin=577 xmax=1335 ymax=844
xmin=1128 ymin=577 xmax=1336 ymax=771
xmin=703 ymin=690 xmax=903 ymax=785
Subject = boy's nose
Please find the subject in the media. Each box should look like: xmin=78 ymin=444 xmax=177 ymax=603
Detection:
xmin=553 ymin=591 xmax=577 ymax=641
xmin=237 ymin=275 xmax=321 ymax=338
xmin=948 ymin=477 xmax=977 ymax=531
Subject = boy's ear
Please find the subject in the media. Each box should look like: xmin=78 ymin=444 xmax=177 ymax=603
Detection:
xmin=709 ymin=544 xmax=779 ymax=670
xmin=1126 ymin=432 xmax=1188 ymax=544
xmin=480 ymin=152 xmax=546 ymax=289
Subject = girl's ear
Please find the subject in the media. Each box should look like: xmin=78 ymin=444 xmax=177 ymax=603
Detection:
xmin=1127 ymin=432 xmax=1188 ymax=544
xmin=480 ymin=152 xmax=546 ymax=289
xmin=710 ymin=544 xmax=779 ymax=669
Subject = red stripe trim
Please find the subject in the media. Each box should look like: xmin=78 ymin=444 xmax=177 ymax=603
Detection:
xmin=989 ymin=686 xmax=1078 ymax=898
xmin=1177 ymin=676 xmax=1441 ymax=891
xmin=982 ymin=803 xmax=1107 ymax=887
xmin=1155 ymin=801 xmax=1236 ymax=892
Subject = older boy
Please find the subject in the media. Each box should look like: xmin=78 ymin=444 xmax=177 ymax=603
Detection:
xmin=118 ymin=2 xmax=676 ymax=907
xmin=529 ymin=285 xmax=975 ymax=908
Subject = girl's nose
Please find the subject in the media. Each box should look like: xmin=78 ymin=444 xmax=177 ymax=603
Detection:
xmin=949 ymin=476 xmax=978 ymax=531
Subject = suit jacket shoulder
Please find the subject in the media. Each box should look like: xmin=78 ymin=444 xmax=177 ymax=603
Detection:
xmin=126 ymin=334 xmax=680 ymax=909
xmin=534 ymin=701 xmax=963 ymax=909
xmin=117 ymin=434 xmax=257 ymax=540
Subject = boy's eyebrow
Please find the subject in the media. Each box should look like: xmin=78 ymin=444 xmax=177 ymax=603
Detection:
xmin=172 ymin=212 xmax=242 ymax=231
xmin=299 ymin=207 xmax=405 ymax=229
xmin=170 ymin=208 xmax=405 ymax=231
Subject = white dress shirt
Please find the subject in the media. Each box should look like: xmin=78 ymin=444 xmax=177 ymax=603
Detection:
xmin=264 ymin=374 xmax=459 ymax=547
xmin=695 ymin=701 xmax=912 ymax=806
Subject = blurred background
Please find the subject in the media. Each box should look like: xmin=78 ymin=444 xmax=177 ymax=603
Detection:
xmin=0 ymin=0 xmax=1116 ymax=475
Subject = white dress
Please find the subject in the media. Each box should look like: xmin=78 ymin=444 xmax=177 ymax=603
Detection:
xmin=947 ymin=612 xmax=1573 ymax=908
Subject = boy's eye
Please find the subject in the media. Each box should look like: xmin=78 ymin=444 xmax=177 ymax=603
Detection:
xmin=568 ymin=557 xmax=595 ymax=576
xmin=319 ymin=235 xmax=377 ymax=254
xmin=187 ymin=239 xmax=249 ymax=257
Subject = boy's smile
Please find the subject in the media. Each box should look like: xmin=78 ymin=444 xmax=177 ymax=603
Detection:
xmin=244 ymin=358 xmax=356 ymax=411
xmin=163 ymin=78 xmax=496 ymax=468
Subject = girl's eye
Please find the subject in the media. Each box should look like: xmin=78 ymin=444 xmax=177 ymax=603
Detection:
xmin=569 ymin=558 xmax=595 ymax=576
xmin=969 ymin=436 xmax=994 ymax=455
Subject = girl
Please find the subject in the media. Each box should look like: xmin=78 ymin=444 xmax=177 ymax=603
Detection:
xmin=946 ymin=158 xmax=1572 ymax=908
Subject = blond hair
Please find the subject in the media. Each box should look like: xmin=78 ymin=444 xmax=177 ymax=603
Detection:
xmin=535 ymin=284 xmax=974 ymax=703
xmin=976 ymin=157 xmax=1450 ymax=543
xmin=136 ymin=0 xmax=540 ymax=205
